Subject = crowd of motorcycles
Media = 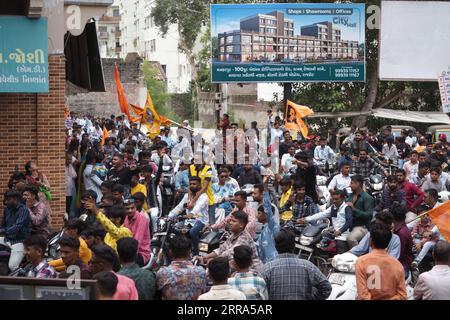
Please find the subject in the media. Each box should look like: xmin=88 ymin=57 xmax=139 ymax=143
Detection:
xmin=1 ymin=151 xmax=447 ymax=300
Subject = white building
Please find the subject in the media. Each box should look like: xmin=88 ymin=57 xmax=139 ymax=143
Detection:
xmin=117 ymin=0 xmax=191 ymax=93
xmin=97 ymin=1 xmax=121 ymax=58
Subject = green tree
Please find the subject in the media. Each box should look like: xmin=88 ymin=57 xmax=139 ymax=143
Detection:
xmin=141 ymin=61 xmax=181 ymax=123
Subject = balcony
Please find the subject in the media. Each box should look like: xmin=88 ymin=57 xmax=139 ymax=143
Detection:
xmin=98 ymin=31 xmax=108 ymax=39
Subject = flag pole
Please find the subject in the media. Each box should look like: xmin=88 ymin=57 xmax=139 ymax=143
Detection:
xmin=407 ymin=210 xmax=430 ymax=224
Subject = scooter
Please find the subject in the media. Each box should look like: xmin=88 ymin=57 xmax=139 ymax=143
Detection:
xmin=327 ymin=252 xmax=415 ymax=300
xmin=365 ymin=174 xmax=384 ymax=206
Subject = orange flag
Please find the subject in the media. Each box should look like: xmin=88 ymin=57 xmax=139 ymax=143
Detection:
xmin=426 ymin=200 xmax=450 ymax=241
xmin=64 ymin=106 xmax=70 ymax=118
xmin=114 ymin=63 xmax=133 ymax=122
xmin=101 ymin=126 xmax=109 ymax=146
xmin=284 ymin=99 xmax=314 ymax=138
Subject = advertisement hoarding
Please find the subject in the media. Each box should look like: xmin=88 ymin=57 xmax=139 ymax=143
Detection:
xmin=211 ymin=3 xmax=365 ymax=83
xmin=0 ymin=16 xmax=48 ymax=93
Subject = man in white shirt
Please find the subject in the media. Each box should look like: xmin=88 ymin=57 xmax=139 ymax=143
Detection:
xmin=169 ymin=177 xmax=209 ymax=256
xmin=414 ymin=240 xmax=450 ymax=300
xmin=314 ymin=137 xmax=335 ymax=166
xmin=328 ymin=162 xmax=352 ymax=193
xmin=381 ymin=137 xmax=399 ymax=163
xmin=403 ymin=150 xmax=419 ymax=180
xmin=281 ymin=145 xmax=296 ymax=175
xmin=151 ymin=144 xmax=173 ymax=168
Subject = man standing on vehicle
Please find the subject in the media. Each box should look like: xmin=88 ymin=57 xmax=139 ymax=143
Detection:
xmin=328 ymin=162 xmax=352 ymax=192
xmin=169 ymin=177 xmax=209 ymax=256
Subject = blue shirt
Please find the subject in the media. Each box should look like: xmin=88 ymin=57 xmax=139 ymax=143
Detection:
xmin=161 ymin=136 xmax=176 ymax=149
xmin=1 ymin=203 xmax=30 ymax=244
xmin=257 ymin=191 xmax=280 ymax=264
xmin=174 ymin=169 xmax=189 ymax=191
xmin=350 ymin=232 xmax=401 ymax=259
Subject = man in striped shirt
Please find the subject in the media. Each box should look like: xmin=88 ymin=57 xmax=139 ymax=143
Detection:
xmin=228 ymin=245 xmax=268 ymax=300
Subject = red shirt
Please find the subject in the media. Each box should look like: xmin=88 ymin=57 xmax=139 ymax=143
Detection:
xmin=399 ymin=181 xmax=424 ymax=210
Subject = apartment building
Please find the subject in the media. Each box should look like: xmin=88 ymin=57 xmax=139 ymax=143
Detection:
xmin=117 ymin=0 xmax=191 ymax=93
xmin=217 ymin=11 xmax=359 ymax=62
xmin=97 ymin=2 xmax=121 ymax=58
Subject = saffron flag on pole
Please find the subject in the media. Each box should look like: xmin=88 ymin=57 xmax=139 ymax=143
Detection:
xmin=113 ymin=63 xmax=133 ymax=122
xmin=101 ymin=126 xmax=109 ymax=146
xmin=284 ymin=99 xmax=314 ymax=138
xmin=427 ymin=200 xmax=450 ymax=241
xmin=142 ymin=92 xmax=162 ymax=140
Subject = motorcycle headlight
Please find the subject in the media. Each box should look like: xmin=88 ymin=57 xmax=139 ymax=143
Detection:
xmin=300 ymin=236 xmax=313 ymax=246
xmin=335 ymin=262 xmax=355 ymax=273
xmin=372 ymin=183 xmax=383 ymax=191
xmin=199 ymin=243 xmax=209 ymax=252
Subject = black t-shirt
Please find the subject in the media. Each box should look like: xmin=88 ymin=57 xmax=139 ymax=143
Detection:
xmin=107 ymin=166 xmax=133 ymax=186
xmin=295 ymin=165 xmax=318 ymax=203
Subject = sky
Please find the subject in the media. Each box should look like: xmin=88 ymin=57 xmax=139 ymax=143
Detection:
xmin=211 ymin=3 xmax=365 ymax=44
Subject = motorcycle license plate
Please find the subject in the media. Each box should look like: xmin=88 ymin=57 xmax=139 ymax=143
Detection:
xmin=329 ymin=274 xmax=346 ymax=286
xmin=295 ymin=244 xmax=313 ymax=252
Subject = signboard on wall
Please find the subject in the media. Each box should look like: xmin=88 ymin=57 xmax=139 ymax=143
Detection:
xmin=439 ymin=71 xmax=450 ymax=113
xmin=0 ymin=16 xmax=48 ymax=93
xmin=211 ymin=3 xmax=365 ymax=83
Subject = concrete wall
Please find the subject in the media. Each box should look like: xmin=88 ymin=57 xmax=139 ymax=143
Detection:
xmin=198 ymin=83 xmax=270 ymax=129
xmin=67 ymin=58 xmax=145 ymax=116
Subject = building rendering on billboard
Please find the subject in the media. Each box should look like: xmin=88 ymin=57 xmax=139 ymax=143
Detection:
xmin=217 ymin=11 xmax=359 ymax=63
xmin=211 ymin=3 xmax=365 ymax=83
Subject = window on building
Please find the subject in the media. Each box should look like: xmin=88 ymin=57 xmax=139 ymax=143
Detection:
xmin=226 ymin=36 xmax=233 ymax=44
xmin=260 ymin=27 xmax=265 ymax=33
xmin=150 ymin=39 xmax=156 ymax=52
xmin=115 ymin=41 xmax=120 ymax=48
xmin=113 ymin=9 xmax=119 ymax=17
xmin=242 ymin=35 xmax=251 ymax=44
xmin=99 ymin=26 xmax=107 ymax=33
xmin=161 ymin=65 xmax=167 ymax=75
xmin=260 ymin=18 xmax=265 ymax=25
xmin=226 ymin=46 xmax=233 ymax=53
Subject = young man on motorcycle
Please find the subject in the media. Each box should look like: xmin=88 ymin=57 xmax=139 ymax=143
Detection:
xmin=211 ymin=191 xmax=257 ymax=239
xmin=313 ymin=137 xmax=336 ymax=167
xmin=374 ymin=175 xmax=406 ymax=214
xmin=346 ymin=175 xmax=375 ymax=248
xmin=298 ymin=189 xmax=352 ymax=253
xmin=202 ymin=211 xmax=261 ymax=271
xmin=212 ymin=168 xmax=238 ymax=217
xmin=0 ymin=189 xmax=30 ymax=272
xmin=395 ymin=169 xmax=424 ymax=221
xmin=328 ymin=162 xmax=351 ymax=193
xmin=351 ymin=150 xmax=388 ymax=178
xmin=279 ymin=181 xmax=318 ymax=224
xmin=168 ymin=177 xmax=209 ymax=256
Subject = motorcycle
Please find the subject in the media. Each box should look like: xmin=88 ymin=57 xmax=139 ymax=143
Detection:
xmin=46 ymin=229 xmax=65 ymax=261
xmin=317 ymin=175 xmax=331 ymax=211
xmin=365 ymin=174 xmax=384 ymax=206
xmin=327 ymin=252 xmax=415 ymax=300
xmin=295 ymin=219 xmax=330 ymax=263
xmin=159 ymin=165 xmax=175 ymax=216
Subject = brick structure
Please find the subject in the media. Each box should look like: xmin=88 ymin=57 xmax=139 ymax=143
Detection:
xmin=0 ymin=55 xmax=66 ymax=228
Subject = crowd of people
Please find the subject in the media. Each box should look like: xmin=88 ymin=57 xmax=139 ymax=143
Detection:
xmin=0 ymin=109 xmax=449 ymax=300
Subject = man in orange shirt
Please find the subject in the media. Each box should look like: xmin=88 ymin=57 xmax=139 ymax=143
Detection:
xmin=355 ymin=222 xmax=407 ymax=300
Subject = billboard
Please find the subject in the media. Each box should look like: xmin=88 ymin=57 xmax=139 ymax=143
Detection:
xmin=211 ymin=3 xmax=365 ymax=83
xmin=0 ymin=17 xmax=48 ymax=93
xmin=379 ymin=1 xmax=450 ymax=81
